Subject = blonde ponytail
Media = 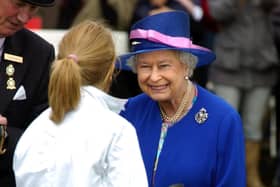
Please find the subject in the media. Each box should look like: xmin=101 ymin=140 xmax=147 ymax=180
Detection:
xmin=48 ymin=20 xmax=116 ymax=124
xmin=48 ymin=58 xmax=81 ymax=124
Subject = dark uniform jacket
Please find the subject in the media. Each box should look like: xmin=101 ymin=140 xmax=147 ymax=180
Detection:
xmin=0 ymin=28 xmax=55 ymax=187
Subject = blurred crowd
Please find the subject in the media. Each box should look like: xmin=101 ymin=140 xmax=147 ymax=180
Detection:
xmin=31 ymin=0 xmax=280 ymax=186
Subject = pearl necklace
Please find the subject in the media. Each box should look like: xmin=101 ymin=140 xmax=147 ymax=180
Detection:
xmin=159 ymin=81 xmax=192 ymax=124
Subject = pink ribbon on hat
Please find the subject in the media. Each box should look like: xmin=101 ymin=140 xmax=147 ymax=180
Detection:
xmin=130 ymin=29 xmax=210 ymax=51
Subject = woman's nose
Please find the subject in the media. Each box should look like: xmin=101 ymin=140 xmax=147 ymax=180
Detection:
xmin=150 ymin=68 xmax=161 ymax=81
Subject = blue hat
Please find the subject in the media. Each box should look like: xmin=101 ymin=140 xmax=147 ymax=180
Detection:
xmin=117 ymin=11 xmax=216 ymax=71
xmin=23 ymin=0 xmax=55 ymax=7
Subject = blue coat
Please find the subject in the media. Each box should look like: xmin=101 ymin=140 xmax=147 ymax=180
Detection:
xmin=120 ymin=85 xmax=246 ymax=187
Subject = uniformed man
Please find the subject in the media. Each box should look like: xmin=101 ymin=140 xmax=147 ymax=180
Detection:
xmin=0 ymin=0 xmax=55 ymax=186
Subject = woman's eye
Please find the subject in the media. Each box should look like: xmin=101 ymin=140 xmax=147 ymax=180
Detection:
xmin=139 ymin=65 xmax=150 ymax=69
xmin=137 ymin=62 xmax=150 ymax=69
xmin=159 ymin=64 xmax=170 ymax=68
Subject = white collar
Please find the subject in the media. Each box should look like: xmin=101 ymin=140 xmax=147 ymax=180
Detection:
xmin=0 ymin=38 xmax=5 ymax=49
xmin=81 ymin=86 xmax=128 ymax=113
xmin=0 ymin=38 xmax=6 ymax=61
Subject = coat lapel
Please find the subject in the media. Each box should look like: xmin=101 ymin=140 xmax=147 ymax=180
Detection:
xmin=0 ymin=34 xmax=28 ymax=114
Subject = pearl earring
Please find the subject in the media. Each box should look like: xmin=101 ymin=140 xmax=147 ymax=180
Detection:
xmin=185 ymin=76 xmax=189 ymax=80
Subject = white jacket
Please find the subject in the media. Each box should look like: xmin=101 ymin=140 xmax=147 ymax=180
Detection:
xmin=13 ymin=86 xmax=148 ymax=187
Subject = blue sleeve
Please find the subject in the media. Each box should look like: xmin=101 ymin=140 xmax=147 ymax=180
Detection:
xmin=215 ymin=110 xmax=246 ymax=187
xmin=119 ymin=99 xmax=134 ymax=123
xmin=119 ymin=101 xmax=128 ymax=117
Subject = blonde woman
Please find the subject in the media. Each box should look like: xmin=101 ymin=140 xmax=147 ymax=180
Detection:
xmin=13 ymin=20 xmax=148 ymax=187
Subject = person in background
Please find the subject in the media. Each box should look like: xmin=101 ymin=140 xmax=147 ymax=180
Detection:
xmin=271 ymin=4 xmax=280 ymax=187
xmin=0 ymin=0 xmax=55 ymax=186
xmin=72 ymin=0 xmax=137 ymax=31
xmin=131 ymin=0 xmax=203 ymax=23
xmin=118 ymin=11 xmax=246 ymax=187
xmin=206 ymin=1 xmax=279 ymax=186
xmin=13 ymin=20 xmax=148 ymax=187
xmin=56 ymin=0 xmax=84 ymax=29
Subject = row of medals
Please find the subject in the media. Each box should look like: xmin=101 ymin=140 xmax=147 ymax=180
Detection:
xmin=6 ymin=64 xmax=16 ymax=90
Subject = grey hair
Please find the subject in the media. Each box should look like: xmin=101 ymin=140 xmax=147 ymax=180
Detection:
xmin=127 ymin=50 xmax=198 ymax=77
xmin=176 ymin=51 xmax=198 ymax=77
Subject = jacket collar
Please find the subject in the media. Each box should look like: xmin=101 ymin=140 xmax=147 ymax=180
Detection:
xmin=81 ymin=86 xmax=127 ymax=114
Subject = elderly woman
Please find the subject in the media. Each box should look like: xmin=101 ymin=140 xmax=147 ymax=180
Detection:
xmin=118 ymin=11 xmax=246 ymax=187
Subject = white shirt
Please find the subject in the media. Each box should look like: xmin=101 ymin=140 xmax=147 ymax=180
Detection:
xmin=0 ymin=38 xmax=5 ymax=61
xmin=13 ymin=86 xmax=148 ymax=187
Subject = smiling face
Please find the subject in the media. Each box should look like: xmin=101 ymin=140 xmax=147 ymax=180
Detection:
xmin=0 ymin=0 xmax=38 ymax=37
xmin=135 ymin=50 xmax=188 ymax=102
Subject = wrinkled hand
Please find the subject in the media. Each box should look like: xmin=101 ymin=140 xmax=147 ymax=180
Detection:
xmin=0 ymin=115 xmax=7 ymax=125
xmin=0 ymin=115 xmax=7 ymax=155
